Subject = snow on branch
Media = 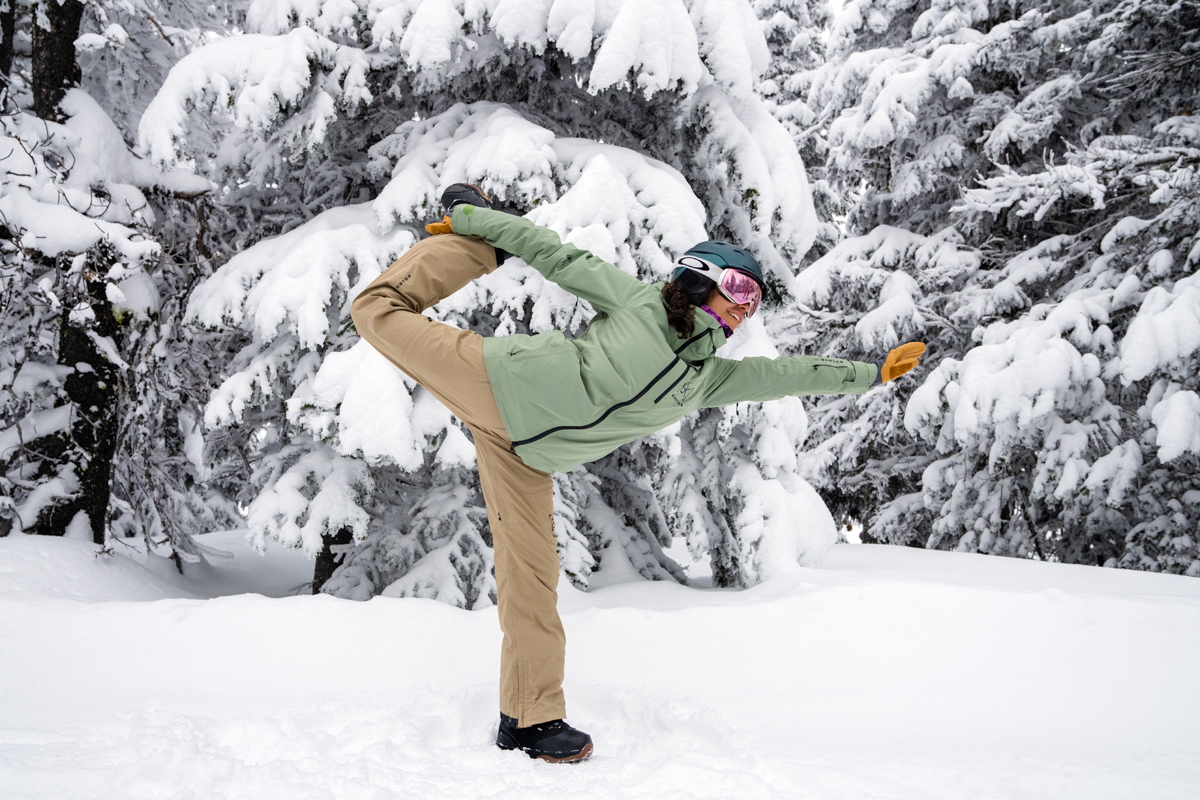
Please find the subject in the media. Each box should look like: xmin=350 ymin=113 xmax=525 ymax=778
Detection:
xmin=689 ymin=85 xmax=817 ymax=277
xmin=246 ymin=0 xmax=769 ymax=97
xmin=1120 ymin=270 xmax=1200 ymax=384
xmin=138 ymin=27 xmax=372 ymax=169
xmin=187 ymin=204 xmax=414 ymax=351
xmin=246 ymin=448 xmax=372 ymax=554
xmin=982 ymin=76 xmax=1080 ymax=162
xmin=248 ymin=0 xmax=368 ymax=38
xmin=588 ymin=0 xmax=705 ymax=95
xmin=368 ymin=103 xmax=708 ymax=263
xmin=956 ymin=160 xmax=1107 ymax=222
xmin=793 ymin=226 xmax=975 ymax=350
xmin=0 ymin=93 xmax=200 ymax=264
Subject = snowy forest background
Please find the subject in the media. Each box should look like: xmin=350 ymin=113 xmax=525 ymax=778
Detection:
xmin=1 ymin=0 xmax=1197 ymax=606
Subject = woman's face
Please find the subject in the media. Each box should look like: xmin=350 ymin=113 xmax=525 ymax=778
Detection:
xmin=706 ymin=289 xmax=753 ymax=332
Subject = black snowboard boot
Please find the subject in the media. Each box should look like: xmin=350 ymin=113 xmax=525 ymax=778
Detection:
xmin=440 ymin=182 xmax=496 ymax=212
xmin=438 ymin=183 xmax=509 ymax=266
xmin=496 ymin=713 xmax=594 ymax=763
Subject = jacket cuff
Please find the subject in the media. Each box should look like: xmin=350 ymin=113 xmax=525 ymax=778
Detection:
xmin=852 ymin=361 xmax=878 ymax=393
xmin=450 ymin=204 xmax=479 ymax=235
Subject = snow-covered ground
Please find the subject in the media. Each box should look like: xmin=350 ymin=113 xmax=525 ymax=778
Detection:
xmin=2 ymin=533 xmax=1198 ymax=799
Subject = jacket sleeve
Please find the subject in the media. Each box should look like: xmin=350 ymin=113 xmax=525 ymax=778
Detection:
xmin=697 ymin=355 xmax=878 ymax=408
xmin=450 ymin=205 xmax=648 ymax=313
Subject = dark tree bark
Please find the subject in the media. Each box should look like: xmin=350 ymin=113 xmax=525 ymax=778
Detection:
xmin=36 ymin=252 xmax=123 ymax=544
xmin=31 ymin=0 xmax=84 ymax=119
xmin=313 ymin=527 xmax=354 ymax=593
xmin=0 ymin=0 xmax=15 ymax=82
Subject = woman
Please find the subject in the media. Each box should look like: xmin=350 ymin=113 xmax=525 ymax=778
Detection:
xmin=351 ymin=185 xmax=926 ymax=763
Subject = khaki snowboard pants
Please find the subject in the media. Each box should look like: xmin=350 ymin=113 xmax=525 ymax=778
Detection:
xmin=350 ymin=234 xmax=567 ymax=727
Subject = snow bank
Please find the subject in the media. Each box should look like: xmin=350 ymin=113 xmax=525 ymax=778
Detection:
xmin=0 ymin=535 xmax=195 ymax=602
xmin=3 ymin=537 xmax=1199 ymax=798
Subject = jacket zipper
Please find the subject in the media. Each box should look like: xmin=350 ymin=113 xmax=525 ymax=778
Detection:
xmin=510 ymin=327 xmax=714 ymax=450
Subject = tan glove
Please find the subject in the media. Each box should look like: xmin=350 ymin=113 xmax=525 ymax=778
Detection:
xmin=879 ymin=342 xmax=927 ymax=383
xmin=425 ymin=215 xmax=453 ymax=236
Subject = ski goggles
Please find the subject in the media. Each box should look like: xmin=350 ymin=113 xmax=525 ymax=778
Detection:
xmin=673 ymin=255 xmax=762 ymax=318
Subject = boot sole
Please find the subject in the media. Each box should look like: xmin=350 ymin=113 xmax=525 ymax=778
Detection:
xmin=536 ymin=741 xmax=593 ymax=763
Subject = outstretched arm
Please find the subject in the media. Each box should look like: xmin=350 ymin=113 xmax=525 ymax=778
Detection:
xmin=698 ymin=341 xmax=927 ymax=407
xmin=698 ymin=355 xmax=877 ymax=408
xmin=448 ymin=205 xmax=648 ymax=313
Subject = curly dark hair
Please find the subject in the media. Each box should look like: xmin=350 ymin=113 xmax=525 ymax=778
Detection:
xmin=661 ymin=270 xmax=716 ymax=339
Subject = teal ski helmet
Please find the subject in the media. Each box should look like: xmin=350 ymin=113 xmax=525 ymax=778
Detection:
xmin=670 ymin=241 xmax=766 ymax=290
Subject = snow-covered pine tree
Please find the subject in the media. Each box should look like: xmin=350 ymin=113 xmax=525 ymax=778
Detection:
xmin=907 ymin=0 xmax=1200 ymax=573
xmin=754 ymin=0 xmax=842 ymax=261
xmin=0 ymin=3 xmax=229 ymax=562
xmin=767 ymin=0 xmax=1017 ymax=544
xmin=787 ymin=0 xmax=1200 ymax=574
xmin=141 ymin=0 xmax=840 ymax=602
xmin=74 ymin=0 xmax=233 ymax=136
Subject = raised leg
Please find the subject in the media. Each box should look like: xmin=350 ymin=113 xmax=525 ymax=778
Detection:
xmin=350 ymin=234 xmax=505 ymax=436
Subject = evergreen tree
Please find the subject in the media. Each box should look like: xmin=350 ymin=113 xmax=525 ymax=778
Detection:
xmin=141 ymin=0 xmax=839 ymax=601
xmin=0 ymin=2 xmax=236 ymax=563
xmin=787 ymin=0 xmax=1200 ymax=574
xmin=754 ymin=0 xmax=841 ymax=261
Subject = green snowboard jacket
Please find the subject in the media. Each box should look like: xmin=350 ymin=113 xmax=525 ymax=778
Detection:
xmin=449 ymin=205 xmax=878 ymax=473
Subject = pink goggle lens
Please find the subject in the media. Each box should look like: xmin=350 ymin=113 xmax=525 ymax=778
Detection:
xmin=719 ymin=269 xmax=762 ymax=318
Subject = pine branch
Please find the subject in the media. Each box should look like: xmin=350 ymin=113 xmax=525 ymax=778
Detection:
xmin=1106 ymin=51 xmax=1200 ymax=102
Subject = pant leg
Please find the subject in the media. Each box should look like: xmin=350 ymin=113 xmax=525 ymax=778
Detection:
xmin=352 ymin=234 xmax=568 ymax=726
xmin=472 ymin=426 xmax=566 ymax=727
xmin=350 ymin=234 xmax=506 ymax=436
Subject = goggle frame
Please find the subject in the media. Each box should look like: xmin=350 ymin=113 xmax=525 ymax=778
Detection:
xmin=673 ymin=255 xmax=762 ymax=318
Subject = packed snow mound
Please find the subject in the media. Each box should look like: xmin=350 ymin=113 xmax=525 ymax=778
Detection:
xmin=0 ymin=535 xmax=196 ymax=602
xmin=0 ymin=532 xmax=315 ymax=601
xmin=2 ymin=540 xmax=1199 ymax=799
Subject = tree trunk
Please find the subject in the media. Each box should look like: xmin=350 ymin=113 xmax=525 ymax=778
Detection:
xmin=0 ymin=0 xmax=15 ymax=82
xmin=31 ymin=0 xmax=84 ymax=119
xmin=313 ymin=527 xmax=354 ymax=593
xmin=37 ymin=264 xmax=122 ymax=544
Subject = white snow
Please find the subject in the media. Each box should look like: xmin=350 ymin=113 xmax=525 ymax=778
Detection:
xmin=1152 ymin=389 xmax=1200 ymax=462
xmin=0 ymin=406 xmax=74 ymax=461
xmin=2 ymin=533 xmax=1198 ymax=799
xmin=590 ymin=0 xmax=704 ymax=95
xmin=244 ymin=449 xmax=373 ymax=555
xmin=1120 ymin=269 xmax=1200 ymax=383
xmin=188 ymin=203 xmax=414 ymax=353
xmin=138 ymin=28 xmax=372 ymax=169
